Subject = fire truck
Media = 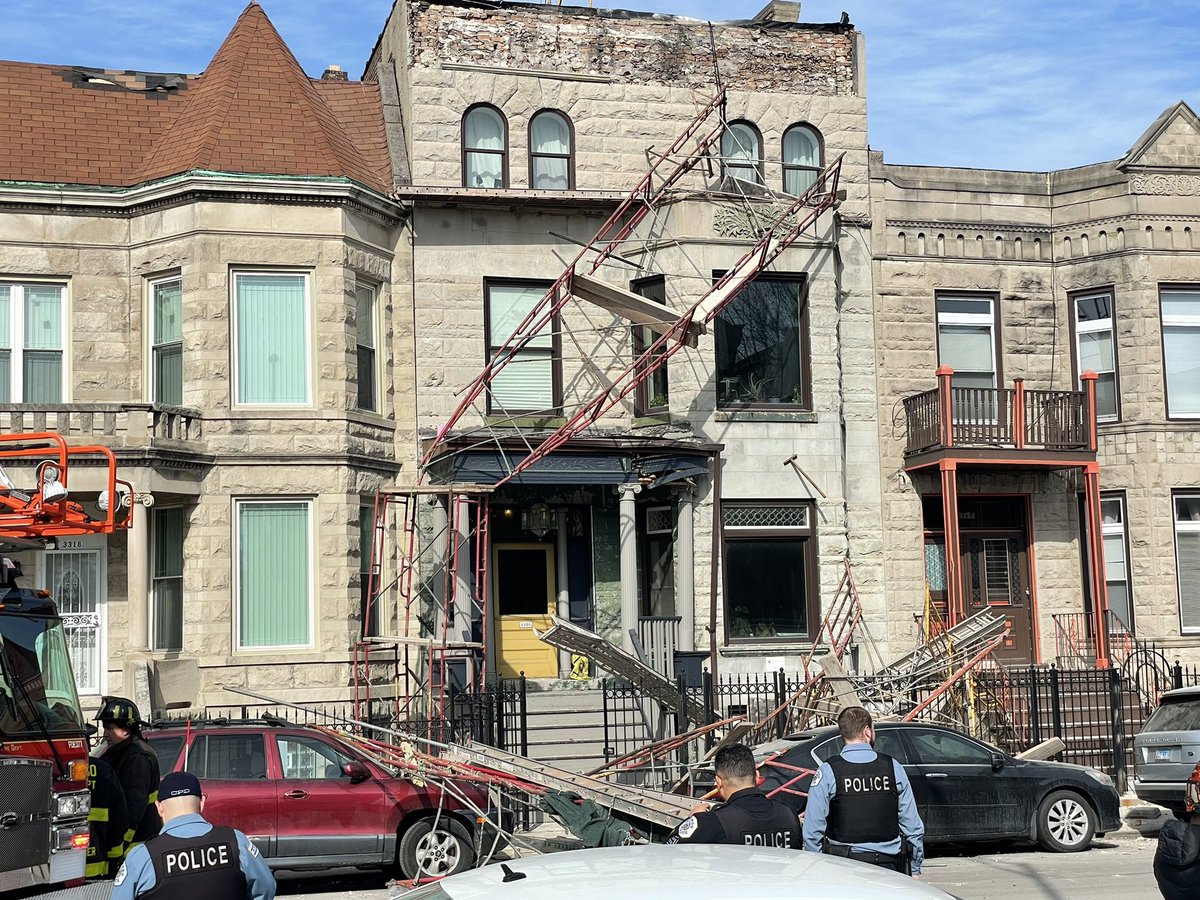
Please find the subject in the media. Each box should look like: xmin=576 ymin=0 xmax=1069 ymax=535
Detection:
xmin=0 ymin=433 xmax=133 ymax=894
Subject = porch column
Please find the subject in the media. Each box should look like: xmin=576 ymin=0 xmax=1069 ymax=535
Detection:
xmin=618 ymin=483 xmax=642 ymax=655
xmin=1083 ymin=463 xmax=1111 ymax=668
xmin=450 ymin=496 xmax=472 ymax=645
xmin=126 ymin=492 xmax=154 ymax=653
xmin=939 ymin=462 xmax=964 ymax=626
xmin=555 ymin=508 xmax=571 ymax=677
xmin=430 ymin=497 xmax=450 ymax=640
xmin=675 ymin=490 xmax=696 ymax=651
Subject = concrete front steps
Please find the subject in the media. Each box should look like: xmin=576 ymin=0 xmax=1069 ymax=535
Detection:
xmin=522 ymin=679 xmax=652 ymax=774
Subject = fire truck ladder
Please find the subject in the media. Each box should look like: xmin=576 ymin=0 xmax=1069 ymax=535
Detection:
xmin=0 ymin=431 xmax=135 ymax=542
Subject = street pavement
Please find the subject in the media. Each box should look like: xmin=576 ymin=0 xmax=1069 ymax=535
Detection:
xmin=921 ymin=838 xmax=1158 ymax=900
xmin=277 ymin=837 xmax=1161 ymax=899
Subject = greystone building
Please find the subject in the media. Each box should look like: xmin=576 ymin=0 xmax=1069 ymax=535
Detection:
xmin=0 ymin=0 xmax=1197 ymax=715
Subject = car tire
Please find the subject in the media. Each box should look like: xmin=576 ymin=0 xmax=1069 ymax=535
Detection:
xmin=1036 ymin=790 xmax=1096 ymax=852
xmin=398 ymin=817 xmax=476 ymax=880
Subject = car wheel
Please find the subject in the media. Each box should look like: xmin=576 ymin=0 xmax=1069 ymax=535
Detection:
xmin=398 ymin=817 xmax=476 ymax=880
xmin=1036 ymin=790 xmax=1096 ymax=852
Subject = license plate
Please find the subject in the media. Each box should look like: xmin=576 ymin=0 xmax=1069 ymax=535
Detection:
xmin=1155 ymin=749 xmax=1173 ymax=761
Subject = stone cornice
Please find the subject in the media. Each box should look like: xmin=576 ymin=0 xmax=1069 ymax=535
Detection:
xmin=887 ymin=212 xmax=1200 ymax=234
xmin=0 ymin=171 xmax=406 ymax=223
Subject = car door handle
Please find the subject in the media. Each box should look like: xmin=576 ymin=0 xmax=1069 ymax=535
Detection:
xmin=283 ymin=790 xmax=309 ymax=800
xmin=924 ymin=773 xmax=949 ymax=779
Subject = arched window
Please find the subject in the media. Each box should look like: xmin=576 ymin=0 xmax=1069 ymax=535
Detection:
xmin=462 ymin=104 xmax=507 ymax=189
xmin=720 ymin=121 xmax=763 ymax=185
xmin=782 ymin=124 xmax=822 ymax=196
xmin=529 ymin=110 xmax=573 ymax=190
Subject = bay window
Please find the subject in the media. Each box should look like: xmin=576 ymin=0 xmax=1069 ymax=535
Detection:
xmin=233 ymin=271 xmax=310 ymax=406
xmin=484 ymin=279 xmax=558 ymax=416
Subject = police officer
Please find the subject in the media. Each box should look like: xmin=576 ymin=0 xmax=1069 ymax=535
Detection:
xmin=802 ymin=706 xmax=924 ymax=877
xmin=112 ymin=771 xmax=276 ymax=900
xmin=86 ymin=742 xmax=129 ymax=879
xmin=668 ymin=743 xmax=800 ymax=847
xmin=97 ymin=696 xmax=162 ymax=856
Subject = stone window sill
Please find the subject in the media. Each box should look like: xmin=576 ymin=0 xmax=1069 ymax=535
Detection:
xmin=714 ymin=410 xmax=817 ymax=424
xmin=483 ymin=416 xmax=568 ymax=429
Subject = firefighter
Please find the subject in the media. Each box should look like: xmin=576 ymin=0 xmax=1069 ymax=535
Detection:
xmin=86 ymin=738 xmax=129 ymax=879
xmin=802 ymin=706 xmax=925 ymax=876
xmin=112 ymin=771 xmax=275 ymax=900
xmin=96 ymin=696 xmax=162 ymax=857
xmin=667 ymin=743 xmax=801 ymax=847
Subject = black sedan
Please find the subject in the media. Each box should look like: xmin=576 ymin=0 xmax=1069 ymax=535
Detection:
xmin=743 ymin=722 xmax=1122 ymax=852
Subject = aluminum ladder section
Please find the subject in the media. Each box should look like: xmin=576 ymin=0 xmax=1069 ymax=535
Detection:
xmin=872 ymin=607 xmax=1005 ymax=683
xmin=443 ymin=740 xmax=697 ymax=831
xmin=537 ymin=617 xmax=713 ymax=725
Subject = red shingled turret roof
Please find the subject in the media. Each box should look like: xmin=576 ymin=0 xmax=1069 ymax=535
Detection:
xmin=0 ymin=3 xmax=391 ymax=193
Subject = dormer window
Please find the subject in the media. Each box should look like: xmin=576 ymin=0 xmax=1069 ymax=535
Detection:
xmin=782 ymin=124 xmax=822 ymax=195
xmin=462 ymin=104 xmax=507 ymax=189
xmin=529 ymin=110 xmax=573 ymax=190
xmin=721 ymin=121 xmax=763 ymax=185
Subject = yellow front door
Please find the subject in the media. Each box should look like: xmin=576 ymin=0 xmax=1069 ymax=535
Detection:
xmin=493 ymin=543 xmax=557 ymax=678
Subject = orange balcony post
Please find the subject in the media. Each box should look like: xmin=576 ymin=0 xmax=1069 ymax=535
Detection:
xmin=1082 ymin=461 xmax=1110 ymax=668
xmin=936 ymin=365 xmax=955 ymax=449
xmin=939 ymin=460 xmax=964 ymax=626
xmin=1081 ymin=370 xmax=1098 ymax=452
xmin=1013 ymin=378 xmax=1026 ymax=449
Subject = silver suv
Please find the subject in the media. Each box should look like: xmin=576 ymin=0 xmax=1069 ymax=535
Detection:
xmin=1134 ymin=686 xmax=1200 ymax=815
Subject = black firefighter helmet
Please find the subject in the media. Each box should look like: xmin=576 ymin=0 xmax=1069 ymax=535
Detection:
xmin=95 ymin=696 xmax=147 ymax=731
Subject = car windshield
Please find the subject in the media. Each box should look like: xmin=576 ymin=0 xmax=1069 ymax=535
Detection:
xmin=0 ymin=613 xmax=85 ymax=737
xmin=1144 ymin=698 xmax=1200 ymax=733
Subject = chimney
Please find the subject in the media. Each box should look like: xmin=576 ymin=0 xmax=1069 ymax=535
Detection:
xmin=321 ymin=64 xmax=349 ymax=82
xmin=752 ymin=1 xmax=801 ymax=23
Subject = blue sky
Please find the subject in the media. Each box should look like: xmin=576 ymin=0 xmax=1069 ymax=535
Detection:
xmin=4 ymin=1 xmax=1198 ymax=171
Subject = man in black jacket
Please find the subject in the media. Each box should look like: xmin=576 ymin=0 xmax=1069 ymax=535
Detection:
xmin=1156 ymin=762 xmax=1200 ymax=899
xmin=97 ymin=696 xmax=162 ymax=860
xmin=86 ymin=748 xmax=129 ymax=879
xmin=667 ymin=743 xmax=800 ymax=847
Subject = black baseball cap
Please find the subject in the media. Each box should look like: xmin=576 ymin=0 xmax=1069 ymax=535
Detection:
xmin=158 ymin=772 xmax=203 ymax=799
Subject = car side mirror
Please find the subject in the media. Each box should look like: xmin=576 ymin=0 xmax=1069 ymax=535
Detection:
xmin=343 ymin=761 xmax=369 ymax=783
xmin=990 ymin=752 xmax=1005 ymax=771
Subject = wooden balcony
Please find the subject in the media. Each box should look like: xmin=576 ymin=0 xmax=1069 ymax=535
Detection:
xmin=901 ymin=368 xmax=1098 ymax=470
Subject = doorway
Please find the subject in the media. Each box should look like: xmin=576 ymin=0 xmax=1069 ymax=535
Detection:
xmin=38 ymin=536 xmax=107 ymax=696
xmin=923 ymin=495 xmax=1036 ymax=665
xmin=493 ymin=543 xmax=557 ymax=678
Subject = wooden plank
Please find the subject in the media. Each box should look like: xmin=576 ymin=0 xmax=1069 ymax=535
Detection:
xmin=568 ymin=272 xmax=703 ymax=348
xmin=1015 ymin=737 xmax=1066 ymax=761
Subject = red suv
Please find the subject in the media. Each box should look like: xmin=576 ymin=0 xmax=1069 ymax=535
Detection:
xmin=146 ymin=720 xmax=507 ymax=879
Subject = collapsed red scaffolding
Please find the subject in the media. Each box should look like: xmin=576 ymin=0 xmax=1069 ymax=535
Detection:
xmin=355 ymin=87 xmax=845 ymax=728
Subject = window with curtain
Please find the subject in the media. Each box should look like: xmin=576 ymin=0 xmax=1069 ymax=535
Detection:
xmin=1162 ymin=289 xmax=1200 ymax=418
xmin=151 ymin=277 xmax=183 ymax=406
xmin=937 ymin=295 xmax=999 ymax=390
xmin=720 ymin=121 xmax=763 ymax=185
xmin=1073 ymin=291 xmax=1118 ymax=421
xmin=355 ymin=282 xmax=377 ymax=412
xmin=715 ymin=274 xmax=808 ymax=407
xmin=1174 ymin=494 xmax=1200 ymax=633
xmin=632 ymin=277 xmax=669 ymax=416
xmin=463 ymin=105 xmax=507 ymax=189
xmin=723 ymin=503 xmax=817 ymax=641
xmin=0 ymin=282 xmax=65 ymax=403
xmin=233 ymin=272 xmax=309 ymax=406
xmin=152 ymin=507 xmax=185 ymax=652
xmin=529 ymin=110 xmax=573 ymax=190
xmin=1101 ymin=493 xmax=1132 ymax=632
xmin=485 ymin=280 xmax=557 ymax=415
xmin=237 ymin=500 xmax=312 ymax=649
xmin=782 ymin=124 xmax=821 ymax=196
